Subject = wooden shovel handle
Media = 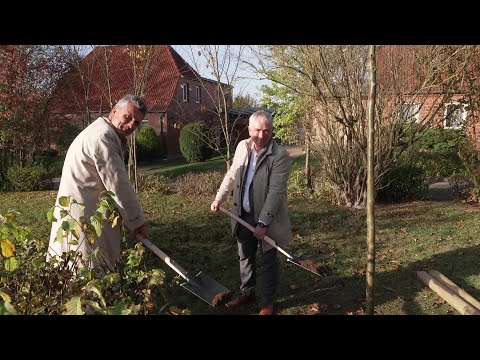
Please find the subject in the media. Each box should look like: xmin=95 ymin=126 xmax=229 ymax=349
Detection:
xmin=219 ymin=206 xmax=292 ymax=259
xmin=136 ymin=235 xmax=190 ymax=281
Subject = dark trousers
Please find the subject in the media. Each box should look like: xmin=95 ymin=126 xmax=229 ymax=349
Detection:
xmin=236 ymin=210 xmax=278 ymax=305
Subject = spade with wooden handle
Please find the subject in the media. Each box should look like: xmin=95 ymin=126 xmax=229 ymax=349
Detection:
xmin=219 ymin=206 xmax=330 ymax=277
xmin=137 ymin=235 xmax=231 ymax=307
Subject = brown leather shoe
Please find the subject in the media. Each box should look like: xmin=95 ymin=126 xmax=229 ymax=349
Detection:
xmin=226 ymin=294 xmax=256 ymax=309
xmin=259 ymin=303 xmax=274 ymax=315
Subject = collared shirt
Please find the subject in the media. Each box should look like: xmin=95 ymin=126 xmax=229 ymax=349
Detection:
xmin=242 ymin=145 xmax=266 ymax=213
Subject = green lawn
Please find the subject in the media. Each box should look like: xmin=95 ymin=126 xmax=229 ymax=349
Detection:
xmin=51 ymin=153 xmax=228 ymax=179
xmin=4 ymin=150 xmax=480 ymax=315
xmin=2 ymin=188 xmax=480 ymax=315
xmin=138 ymin=155 xmax=227 ymax=178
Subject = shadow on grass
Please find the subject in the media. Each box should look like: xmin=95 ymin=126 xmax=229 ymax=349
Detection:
xmin=275 ymin=244 xmax=480 ymax=315
xmin=141 ymin=196 xmax=480 ymax=315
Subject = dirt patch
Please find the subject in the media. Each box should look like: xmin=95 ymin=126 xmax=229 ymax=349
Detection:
xmin=297 ymin=259 xmax=332 ymax=276
xmin=211 ymin=291 xmax=232 ymax=307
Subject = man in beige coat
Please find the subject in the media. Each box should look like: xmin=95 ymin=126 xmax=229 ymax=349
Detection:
xmin=47 ymin=94 xmax=149 ymax=271
xmin=211 ymin=110 xmax=293 ymax=315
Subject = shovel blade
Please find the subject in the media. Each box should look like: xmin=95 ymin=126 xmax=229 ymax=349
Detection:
xmin=181 ymin=271 xmax=232 ymax=307
xmin=287 ymin=255 xmax=331 ymax=277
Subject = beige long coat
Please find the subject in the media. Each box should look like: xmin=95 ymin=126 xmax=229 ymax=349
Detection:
xmin=215 ymin=138 xmax=293 ymax=252
xmin=46 ymin=117 xmax=145 ymax=270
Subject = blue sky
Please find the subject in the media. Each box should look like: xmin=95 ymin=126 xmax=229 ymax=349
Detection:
xmin=171 ymin=45 xmax=271 ymax=102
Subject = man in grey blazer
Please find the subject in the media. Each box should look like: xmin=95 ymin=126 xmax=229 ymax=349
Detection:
xmin=211 ymin=110 xmax=293 ymax=315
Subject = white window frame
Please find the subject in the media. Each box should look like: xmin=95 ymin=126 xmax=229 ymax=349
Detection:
xmin=399 ymin=103 xmax=420 ymax=123
xmin=444 ymin=102 xmax=467 ymax=129
xmin=195 ymin=85 xmax=201 ymax=103
xmin=182 ymin=83 xmax=189 ymax=102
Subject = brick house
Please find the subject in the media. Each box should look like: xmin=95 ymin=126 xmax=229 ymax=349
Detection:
xmin=47 ymin=45 xmax=233 ymax=156
xmin=376 ymin=45 xmax=479 ymax=145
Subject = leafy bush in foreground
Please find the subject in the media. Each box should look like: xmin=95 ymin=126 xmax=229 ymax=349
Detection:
xmin=0 ymin=192 xmax=170 ymax=315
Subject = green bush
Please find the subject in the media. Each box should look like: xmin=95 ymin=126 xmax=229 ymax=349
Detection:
xmin=176 ymin=171 xmax=224 ymax=196
xmin=288 ymin=168 xmax=312 ymax=197
xmin=6 ymin=164 xmax=50 ymax=191
xmin=413 ymin=128 xmax=465 ymax=151
xmin=288 ymin=167 xmax=335 ymax=202
xmin=0 ymin=194 xmax=171 ymax=315
xmin=32 ymin=150 xmax=63 ymax=178
xmin=136 ymin=126 xmax=164 ymax=161
xmin=413 ymin=150 xmax=463 ymax=178
xmin=52 ymin=123 xmax=81 ymax=155
xmin=179 ymin=122 xmax=213 ymax=163
xmin=377 ymin=162 xmax=428 ymax=203
xmin=406 ymin=128 xmax=466 ymax=177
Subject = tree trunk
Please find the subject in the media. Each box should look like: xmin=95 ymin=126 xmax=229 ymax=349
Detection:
xmin=128 ymin=136 xmax=138 ymax=192
xmin=226 ymin=147 xmax=232 ymax=171
xmin=365 ymin=45 xmax=377 ymax=315
xmin=305 ymin=139 xmax=312 ymax=193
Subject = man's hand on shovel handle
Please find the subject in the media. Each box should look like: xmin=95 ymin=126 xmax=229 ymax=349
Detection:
xmin=211 ymin=200 xmax=221 ymax=212
xmin=254 ymin=225 xmax=268 ymax=241
xmin=133 ymin=223 xmax=149 ymax=241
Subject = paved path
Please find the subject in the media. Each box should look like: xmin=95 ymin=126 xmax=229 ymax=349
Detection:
xmin=428 ymin=180 xmax=454 ymax=201
xmin=285 ymin=145 xmax=305 ymax=160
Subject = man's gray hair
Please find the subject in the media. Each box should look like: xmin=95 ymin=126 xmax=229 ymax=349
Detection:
xmin=249 ymin=110 xmax=273 ymax=127
xmin=115 ymin=94 xmax=148 ymax=115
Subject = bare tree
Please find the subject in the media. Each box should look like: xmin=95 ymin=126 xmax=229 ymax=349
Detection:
xmin=63 ymin=45 xmax=98 ymax=129
xmin=259 ymin=80 xmax=313 ymax=190
xmin=178 ymin=45 xmax=248 ymax=170
xmin=96 ymin=45 xmax=114 ymax=111
xmin=251 ymin=45 xmax=470 ymax=208
xmin=123 ymin=45 xmax=158 ymax=192
xmin=60 ymin=45 xmax=164 ymax=191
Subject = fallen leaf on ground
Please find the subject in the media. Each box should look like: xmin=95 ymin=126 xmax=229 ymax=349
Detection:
xmin=434 ymin=298 xmax=446 ymax=305
xmin=169 ymin=306 xmax=183 ymax=315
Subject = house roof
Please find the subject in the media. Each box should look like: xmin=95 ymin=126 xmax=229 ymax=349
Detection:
xmin=229 ymin=107 xmax=275 ymax=116
xmin=48 ymin=45 xmax=201 ymax=113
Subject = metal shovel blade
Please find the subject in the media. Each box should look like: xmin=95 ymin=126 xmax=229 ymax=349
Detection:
xmin=181 ymin=271 xmax=232 ymax=307
xmin=288 ymin=255 xmax=332 ymax=277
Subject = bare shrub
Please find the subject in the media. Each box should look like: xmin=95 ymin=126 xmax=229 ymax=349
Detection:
xmin=175 ymin=171 xmax=224 ymax=196
xmin=137 ymin=174 xmax=172 ymax=195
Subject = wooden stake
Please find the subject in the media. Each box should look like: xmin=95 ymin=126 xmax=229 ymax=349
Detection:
xmin=428 ymin=270 xmax=480 ymax=311
xmin=416 ymin=271 xmax=480 ymax=315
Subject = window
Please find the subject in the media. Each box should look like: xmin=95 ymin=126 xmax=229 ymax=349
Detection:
xmin=196 ymin=86 xmax=201 ymax=103
xmin=399 ymin=103 xmax=420 ymax=123
xmin=444 ymin=102 xmax=467 ymax=129
xmin=182 ymin=83 xmax=189 ymax=102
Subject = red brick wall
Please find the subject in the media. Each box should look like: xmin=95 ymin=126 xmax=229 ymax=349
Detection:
xmin=48 ymin=80 xmax=232 ymax=156
xmin=415 ymin=94 xmax=465 ymax=128
xmin=163 ymin=78 xmax=232 ymax=156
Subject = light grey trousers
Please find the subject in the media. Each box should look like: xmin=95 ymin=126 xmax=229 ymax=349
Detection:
xmin=236 ymin=211 xmax=279 ymax=305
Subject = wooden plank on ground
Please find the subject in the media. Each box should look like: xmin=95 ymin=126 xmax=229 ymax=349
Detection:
xmin=416 ymin=271 xmax=480 ymax=315
xmin=428 ymin=270 xmax=480 ymax=311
